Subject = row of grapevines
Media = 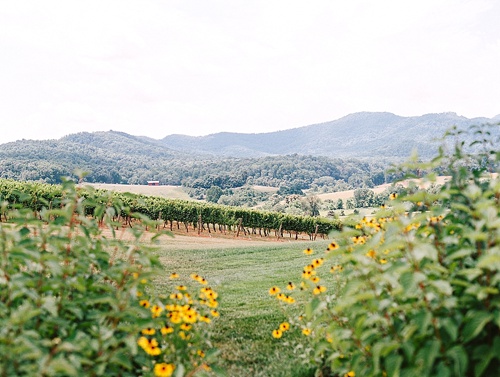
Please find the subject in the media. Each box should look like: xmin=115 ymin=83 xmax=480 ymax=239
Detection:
xmin=0 ymin=179 xmax=341 ymax=238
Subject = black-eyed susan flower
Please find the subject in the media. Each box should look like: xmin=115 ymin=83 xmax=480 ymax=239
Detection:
xmin=132 ymin=272 xmax=139 ymax=279
xmin=302 ymin=328 xmax=311 ymax=336
xmin=137 ymin=336 xmax=149 ymax=349
xmin=285 ymin=296 xmax=296 ymax=304
xmin=210 ymin=309 xmax=220 ymax=317
xmin=141 ymin=327 xmax=155 ymax=335
xmin=272 ymin=329 xmax=283 ymax=339
xmin=169 ymin=272 xmax=179 ymax=279
xmin=170 ymin=292 xmax=183 ymax=300
xmin=303 ymin=248 xmax=314 ymax=255
xmin=311 ymin=276 xmax=320 ymax=284
xmin=176 ymin=285 xmax=187 ymax=291
xmin=276 ymin=293 xmax=286 ymax=301
xmin=352 ymin=235 xmax=366 ymax=245
xmin=154 ymin=363 xmax=175 ymax=377
xmin=179 ymin=331 xmax=190 ymax=340
xmin=160 ymin=325 xmax=174 ymax=335
xmin=344 ymin=371 xmax=355 ymax=377
xmin=139 ymin=299 xmax=150 ymax=308
xmin=286 ymin=282 xmax=296 ymax=290
xmin=312 ymin=258 xmax=324 ymax=268
xmin=180 ymin=323 xmax=192 ymax=331
xmin=279 ymin=322 xmax=290 ymax=331
xmin=197 ymin=349 xmax=205 ymax=358
xmin=327 ymin=241 xmax=339 ymax=251
xmin=379 ymin=258 xmax=388 ymax=264
xmin=269 ymin=286 xmax=280 ymax=295
xmin=151 ymin=305 xmax=163 ymax=318
xmin=366 ymin=249 xmax=376 ymax=258
xmin=330 ymin=265 xmax=343 ymax=273
xmin=313 ymin=285 xmax=327 ymax=295
xmin=389 ymin=193 xmax=397 ymax=200
xmin=199 ymin=315 xmax=211 ymax=323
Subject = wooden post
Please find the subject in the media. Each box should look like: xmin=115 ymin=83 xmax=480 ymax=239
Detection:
xmin=276 ymin=223 xmax=282 ymax=240
xmin=313 ymin=224 xmax=319 ymax=241
xmin=236 ymin=218 xmax=243 ymax=237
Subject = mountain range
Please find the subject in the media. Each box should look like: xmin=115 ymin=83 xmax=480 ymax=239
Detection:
xmin=160 ymin=112 xmax=499 ymax=158
xmin=0 ymin=111 xmax=498 ymax=186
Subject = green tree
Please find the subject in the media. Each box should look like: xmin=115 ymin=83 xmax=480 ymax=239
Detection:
xmin=206 ymin=185 xmax=223 ymax=203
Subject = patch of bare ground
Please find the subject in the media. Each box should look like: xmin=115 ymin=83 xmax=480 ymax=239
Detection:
xmin=98 ymin=221 xmax=316 ymax=251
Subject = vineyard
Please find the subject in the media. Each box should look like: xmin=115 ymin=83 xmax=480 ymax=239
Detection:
xmin=0 ymin=179 xmax=341 ymax=240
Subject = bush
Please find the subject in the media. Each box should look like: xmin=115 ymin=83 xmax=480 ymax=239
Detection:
xmin=0 ymin=179 xmax=221 ymax=376
xmin=270 ymin=124 xmax=500 ymax=376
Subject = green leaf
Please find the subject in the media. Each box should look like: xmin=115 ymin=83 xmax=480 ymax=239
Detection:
xmin=385 ymin=353 xmax=402 ymax=377
xmin=473 ymin=345 xmax=494 ymax=377
xmin=412 ymin=244 xmax=437 ymax=262
xmin=416 ymin=339 xmax=440 ymax=373
xmin=429 ymin=280 xmax=452 ymax=296
xmin=440 ymin=317 xmax=458 ymax=342
xmin=46 ymin=357 xmax=78 ymax=376
xmin=436 ymin=361 xmax=451 ymax=377
xmin=462 ymin=311 xmax=493 ymax=343
xmin=477 ymin=254 xmax=500 ymax=271
xmin=41 ymin=296 xmax=58 ymax=317
xmin=446 ymin=345 xmax=468 ymax=376
xmin=209 ymin=364 xmax=228 ymax=376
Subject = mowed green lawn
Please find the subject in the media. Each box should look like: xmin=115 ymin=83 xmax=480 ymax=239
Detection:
xmin=152 ymin=236 xmax=336 ymax=377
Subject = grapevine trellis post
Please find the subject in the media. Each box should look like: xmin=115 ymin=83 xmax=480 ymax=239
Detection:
xmin=236 ymin=218 xmax=243 ymax=237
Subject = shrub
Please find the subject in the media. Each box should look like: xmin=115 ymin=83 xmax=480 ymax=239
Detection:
xmin=271 ymin=123 xmax=500 ymax=376
xmin=0 ymin=179 xmax=221 ymax=376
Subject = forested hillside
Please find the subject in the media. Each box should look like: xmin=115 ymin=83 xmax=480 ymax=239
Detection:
xmin=2 ymin=112 xmax=497 ymax=191
xmin=0 ymin=131 xmax=392 ymax=190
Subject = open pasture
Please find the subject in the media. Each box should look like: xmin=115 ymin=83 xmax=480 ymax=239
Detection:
xmin=151 ymin=233 xmax=336 ymax=377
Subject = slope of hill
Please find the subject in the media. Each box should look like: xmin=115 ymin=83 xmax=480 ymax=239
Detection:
xmin=161 ymin=112 xmax=496 ymax=158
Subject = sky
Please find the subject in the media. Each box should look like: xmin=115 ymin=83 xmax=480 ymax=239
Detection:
xmin=0 ymin=0 xmax=499 ymax=144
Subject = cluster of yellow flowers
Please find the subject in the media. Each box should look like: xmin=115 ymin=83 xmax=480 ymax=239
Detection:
xmin=271 ymin=321 xmax=290 ymax=339
xmin=135 ymin=273 xmax=219 ymax=377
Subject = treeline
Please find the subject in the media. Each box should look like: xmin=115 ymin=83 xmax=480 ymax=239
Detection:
xmin=0 ymin=131 xmax=395 ymax=190
xmin=0 ymin=179 xmax=341 ymax=239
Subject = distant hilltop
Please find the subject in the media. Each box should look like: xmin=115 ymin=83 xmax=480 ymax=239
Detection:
xmin=1 ymin=111 xmax=498 ymax=160
xmin=160 ymin=111 xmax=499 ymax=158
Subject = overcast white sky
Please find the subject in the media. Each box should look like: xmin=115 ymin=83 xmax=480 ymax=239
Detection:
xmin=0 ymin=0 xmax=499 ymax=144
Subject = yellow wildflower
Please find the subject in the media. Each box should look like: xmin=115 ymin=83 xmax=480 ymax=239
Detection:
xmin=272 ymin=329 xmax=283 ymax=339
xmin=303 ymin=248 xmax=314 ymax=255
xmin=154 ymin=363 xmax=175 ymax=377
xmin=279 ymin=322 xmax=290 ymax=331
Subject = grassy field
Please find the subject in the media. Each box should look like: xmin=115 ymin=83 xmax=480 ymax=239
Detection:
xmin=150 ymin=234 xmax=336 ymax=376
xmin=86 ymin=183 xmax=194 ymax=200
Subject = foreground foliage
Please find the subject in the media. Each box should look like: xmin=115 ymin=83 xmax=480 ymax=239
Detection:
xmin=0 ymin=180 xmax=220 ymax=376
xmin=272 ymin=124 xmax=500 ymax=376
